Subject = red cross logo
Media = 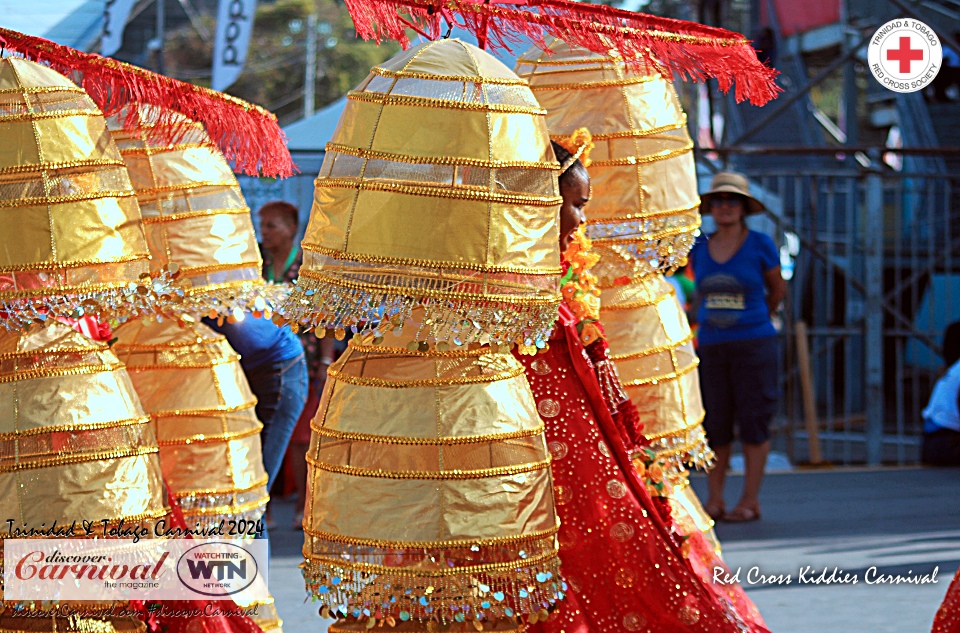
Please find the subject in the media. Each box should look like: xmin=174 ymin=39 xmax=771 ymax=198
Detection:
xmin=887 ymin=36 xmax=924 ymax=73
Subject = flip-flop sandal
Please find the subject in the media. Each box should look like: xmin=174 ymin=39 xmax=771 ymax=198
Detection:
xmin=704 ymin=503 xmax=726 ymax=521
xmin=723 ymin=506 xmax=761 ymax=523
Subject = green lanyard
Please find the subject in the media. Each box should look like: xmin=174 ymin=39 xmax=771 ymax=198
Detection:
xmin=267 ymin=247 xmax=298 ymax=283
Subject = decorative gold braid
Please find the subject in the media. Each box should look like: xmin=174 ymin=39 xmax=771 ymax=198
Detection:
xmin=313 ymin=424 xmax=545 ymax=446
xmin=576 ymin=119 xmax=687 ymax=141
xmin=297 ymin=268 xmax=560 ymax=306
xmin=641 ymin=412 xmax=707 ymax=441
xmin=302 ymin=243 xmax=561 ymax=276
xmin=126 ymin=356 xmax=241 ymax=371
xmin=0 ymin=189 xmax=137 ymax=208
xmin=139 ymin=208 xmax=250 ymax=224
xmin=325 ymin=143 xmax=558 ymax=170
xmin=530 ymin=75 xmax=656 ymax=91
xmin=315 ymin=176 xmax=562 ymax=207
xmin=587 ymin=202 xmax=700 ymax=224
xmin=348 ymin=340 xmax=492 ymax=357
xmin=174 ymin=475 xmax=269 ymax=497
xmin=369 ymin=65 xmax=529 ymax=85
xmin=588 ymin=143 xmax=693 ymax=167
xmin=306 ymin=454 xmax=551 ymax=480
xmin=348 ymin=90 xmax=546 ymax=115
xmin=592 ymin=220 xmax=701 ymax=245
xmin=114 ymin=337 xmax=226 ymax=352
xmin=0 ymin=254 xmax=146 ymax=273
xmin=0 ymin=362 xmax=125 ymax=383
xmin=0 ymin=109 xmax=100 ymax=123
xmin=304 ymin=547 xmax=557 ymax=576
xmin=622 ymin=357 xmax=700 ymax=387
xmin=327 ymin=364 xmax=526 ymax=388
xmin=156 ymin=425 xmax=262 ymax=447
xmin=0 ymin=416 xmax=151 ymax=440
xmin=0 ymin=158 xmax=126 ymax=176
xmin=150 ymin=401 xmax=257 ymax=418
xmin=131 ymin=180 xmax=239 ymax=196
xmin=304 ymin=523 xmax=559 ymax=549
xmin=0 ymin=345 xmax=106 ymax=360
xmin=608 ymin=332 xmax=695 ymax=361
xmin=174 ymin=262 xmax=260 ymax=277
xmin=181 ymin=496 xmax=269 ymax=517
xmin=0 ymin=85 xmax=88 ymax=95
xmin=118 ymin=142 xmax=217 ymax=156
xmin=0 ymin=280 xmax=147 ymax=300
xmin=0 ymin=445 xmax=160 ymax=473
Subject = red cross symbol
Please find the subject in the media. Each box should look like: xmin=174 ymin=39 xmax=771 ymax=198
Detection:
xmin=887 ymin=36 xmax=924 ymax=73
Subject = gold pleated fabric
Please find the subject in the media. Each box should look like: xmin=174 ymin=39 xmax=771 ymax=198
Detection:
xmin=282 ymin=38 xmax=562 ymax=349
xmin=303 ymin=334 xmax=561 ymax=624
xmin=0 ymin=321 xmax=168 ymax=529
xmin=106 ymin=105 xmax=275 ymax=317
xmin=515 ymin=38 xmax=700 ymax=278
xmin=112 ymin=319 xmax=268 ymax=524
xmin=0 ymin=58 xmax=166 ymax=329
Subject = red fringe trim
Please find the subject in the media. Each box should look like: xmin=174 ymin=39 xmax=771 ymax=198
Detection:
xmin=344 ymin=0 xmax=781 ymax=106
xmin=0 ymin=27 xmax=295 ymax=178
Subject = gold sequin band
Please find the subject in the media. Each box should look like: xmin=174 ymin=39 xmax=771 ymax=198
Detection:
xmin=347 ymin=90 xmax=546 ymax=115
xmin=348 ymin=340 xmax=493 ymax=357
xmin=306 ymin=455 xmax=551 ymax=480
xmin=157 ymin=425 xmax=262 ymax=447
xmin=0 ymin=362 xmax=125 ymax=383
xmin=130 ymin=180 xmax=239 ymax=197
xmin=0 ymin=189 xmax=136 ymax=209
xmin=316 ymin=176 xmax=562 ymax=207
xmin=303 ymin=243 xmax=562 ymax=276
xmin=305 ymin=547 xmax=557 ymax=577
xmin=127 ymin=356 xmax=241 ymax=371
xmin=608 ymin=333 xmax=696 ymax=361
xmin=0 ymin=158 xmax=126 ymax=176
xmin=325 ymin=143 xmax=559 ymax=170
xmin=176 ymin=475 xmax=269 ymax=498
xmin=0 ymin=254 xmax=146 ymax=273
xmin=150 ymin=401 xmax=257 ymax=418
xmin=588 ymin=203 xmax=701 ymax=224
xmin=180 ymin=495 xmax=268 ymax=518
xmin=139 ymin=208 xmax=250 ymax=225
xmin=592 ymin=221 xmax=701 ymax=246
xmin=0 ymin=415 xmax=151 ymax=441
xmin=622 ymin=357 xmax=700 ymax=387
xmin=0 ymin=85 xmax=88 ymax=95
xmin=0 ymin=109 xmax=100 ymax=123
xmin=530 ymin=75 xmax=656 ymax=91
xmin=0 ymin=445 xmax=159 ymax=473
xmin=369 ymin=65 xmax=530 ymax=86
xmin=313 ymin=424 xmax=545 ymax=446
xmin=600 ymin=286 xmax=676 ymax=312
xmin=559 ymin=120 xmax=687 ymax=141
xmin=175 ymin=261 xmax=261 ymax=278
xmin=0 ymin=345 xmax=106 ymax=360
xmin=118 ymin=141 xmax=216 ymax=156
xmin=326 ymin=365 xmax=525 ymax=389
xmin=588 ymin=143 xmax=693 ymax=167
xmin=303 ymin=524 xmax=559 ymax=549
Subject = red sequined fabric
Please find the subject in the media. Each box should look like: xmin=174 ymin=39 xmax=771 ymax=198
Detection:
xmin=933 ymin=566 xmax=960 ymax=633
xmin=515 ymin=304 xmax=766 ymax=632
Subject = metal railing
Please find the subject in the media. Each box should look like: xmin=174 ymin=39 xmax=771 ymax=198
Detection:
xmin=703 ymin=151 xmax=958 ymax=465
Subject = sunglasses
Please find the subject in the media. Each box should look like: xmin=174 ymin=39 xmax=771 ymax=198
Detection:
xmin=710 ymin=193 xmax=746 ymax=206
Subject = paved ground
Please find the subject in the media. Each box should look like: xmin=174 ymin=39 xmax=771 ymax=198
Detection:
xmin=265 ymin=466 xmax=960 ymax=632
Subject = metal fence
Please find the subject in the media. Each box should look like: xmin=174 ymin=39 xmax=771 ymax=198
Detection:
xmin=714 ymin=157 xmax=959 ymax=465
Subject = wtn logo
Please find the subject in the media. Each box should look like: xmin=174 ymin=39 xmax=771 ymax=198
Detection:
xmin=185 ymin=559 xmax=247 ymax=581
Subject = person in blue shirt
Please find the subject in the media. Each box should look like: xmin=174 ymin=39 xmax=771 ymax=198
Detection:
xmin=922 ymin=321 xmax=960 ymax=466
xmin=689 ymin=172 xmax=786 ymax=523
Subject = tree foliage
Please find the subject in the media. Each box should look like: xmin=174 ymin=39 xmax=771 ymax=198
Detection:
xmin=165 ymin=0 xmax=398 ymax=123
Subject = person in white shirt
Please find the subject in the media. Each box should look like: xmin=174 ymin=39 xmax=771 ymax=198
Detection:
xmin=922 ymin=321 xmax=960 ymax=466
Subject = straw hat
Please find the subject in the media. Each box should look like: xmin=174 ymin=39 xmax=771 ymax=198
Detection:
xmin=700 ymin=171 xmax=765 ymax=215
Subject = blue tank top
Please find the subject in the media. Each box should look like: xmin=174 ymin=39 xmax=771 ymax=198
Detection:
xmin=204 ymin=314 xmax=304 ymax=371
xmin=691 ymin=230 xmax=780 ymax=345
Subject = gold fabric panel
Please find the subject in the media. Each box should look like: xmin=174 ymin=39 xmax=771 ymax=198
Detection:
xmin=113 ymin=319 xmax=268 ymax=523
xmin=284 ymin=39 xmax=562 ymax=350
xmin=0 ymin=323 xmax=168 ymax=525
xmin=34 ymin=115 xmax=121 ymax=166
xmin=143 ymin=213 xmax=260 ymax=273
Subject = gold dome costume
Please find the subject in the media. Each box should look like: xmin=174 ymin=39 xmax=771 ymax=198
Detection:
xmin=515 ymin=39 xmax=718 ymax=545
xmin=0 ymin=57 xmax=170 ymax=633
xmin=283 ymin=39 xmax=565 ymax=630
xmin=107 ymin=105 xmax=280 ymax=632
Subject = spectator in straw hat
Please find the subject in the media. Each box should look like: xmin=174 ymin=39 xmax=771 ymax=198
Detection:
xmin=689 ymin=171 xmax=786 ymax=523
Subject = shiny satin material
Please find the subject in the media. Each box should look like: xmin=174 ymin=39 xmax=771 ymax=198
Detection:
xmin=106 ymin=104 xmax=265 ymax=305
xmin=514 ymin=38 xmax=700 ymax=278
xmin=283 ymin=39 xmax=562 ymax=349
xmin=0 ymin=322 xmax=168 ymax=527
xmin=112 ymin=319 xmax=269 ymax=524
xmin=302 ymin=329 xmax=563 ymax=622
xmin=0 ymin=57 xmax=152 ymax=303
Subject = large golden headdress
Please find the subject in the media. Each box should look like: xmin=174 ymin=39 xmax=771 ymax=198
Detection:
xmin=281 ymin=38 xmax=562 ymax=349
xmin=106 ymin=105 xmax=278 ymax=318
xmin=515 ymin=37 xmax=700 ymax=282
xmin=0 ymin=58 xmax=172 ymax=329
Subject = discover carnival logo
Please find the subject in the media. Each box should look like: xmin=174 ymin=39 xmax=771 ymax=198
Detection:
xmin=868 ymin=18 xmax=943 ymax=93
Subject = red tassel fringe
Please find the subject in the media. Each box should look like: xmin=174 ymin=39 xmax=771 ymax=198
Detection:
xmin=344 ymin=0 xmax=781 ymax=106
xmin=0 ymin=28 xmax=295 ymax=178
